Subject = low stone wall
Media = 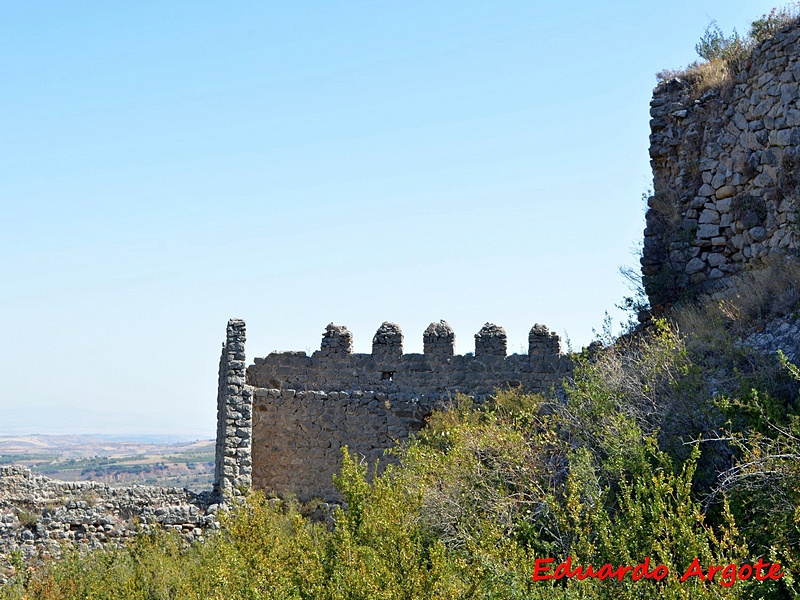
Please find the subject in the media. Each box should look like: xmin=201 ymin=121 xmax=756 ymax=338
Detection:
xmin=0 ymin=466 xmax=217 ymax=580
xmin=746 ymin=313 xmax=800 ymax=363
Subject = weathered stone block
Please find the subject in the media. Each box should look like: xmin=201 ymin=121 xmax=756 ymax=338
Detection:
xmin=699 ymin=209 xmax=720 ymax=224
xmin=716 ymin=185 xmax=737 ymax=199
xmin=685 ymin=258 xmax=706 ymax=274
xmin=697 ymin=224 xmax=720 ymax=239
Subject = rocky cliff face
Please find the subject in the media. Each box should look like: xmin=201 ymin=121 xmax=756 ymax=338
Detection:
xmin=644 ymin=23 xmax=800 ymax=308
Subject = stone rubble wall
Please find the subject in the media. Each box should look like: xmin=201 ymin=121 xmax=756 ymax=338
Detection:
xmin=746 ymin=313 xmax=800 ymax=363
xmin=644 ymin=22 xmax=800 ymax=307
xmin=213 ymin=318 xmax=252 ymax=500
xmin=0 ymin=466 xmax=218 ymax=580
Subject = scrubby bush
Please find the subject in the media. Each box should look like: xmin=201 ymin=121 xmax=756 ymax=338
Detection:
xmin=750 ymin=4 xmax=800 ymax=42
xmin=708 ymin=351 xmax=800 ymax=598
xmin=694 ymin=21 xmax=747 ymax=67
xmin=658 ymin=3 xmax=800 ymax=95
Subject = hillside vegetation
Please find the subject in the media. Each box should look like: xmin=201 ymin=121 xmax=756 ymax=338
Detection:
xmin=2 ymin=299 xmax=799 ymax=598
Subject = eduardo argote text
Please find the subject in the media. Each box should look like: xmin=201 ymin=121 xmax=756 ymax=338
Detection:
xmin=532 ymin=556 xmax=784 ymax=587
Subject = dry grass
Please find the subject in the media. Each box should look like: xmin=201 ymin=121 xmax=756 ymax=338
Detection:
xmin=15 ymin=507 xmax=38 ymax=527
xmin=647 ymin=190 xmax=682 ymax=234
xmin=716 ymin=255 xmax=800 ymax=327
xmin=672 ymin=254 xmax=800 ymax=344
xmin=656 ymin=59 xmax=734 ymax=99
xmin=688 ymin=59 xmax=735 ymax=96
xmin=657 ymin=5 xmax=800 ymax=98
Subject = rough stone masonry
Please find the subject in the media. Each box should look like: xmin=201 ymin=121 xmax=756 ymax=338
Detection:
xmin=644 ymin=21 xmax=800 ymax=307
xmin=0 ymin=466 xmax=217 ymax=581
xmin=215 ymin=319 xmax=571 ymax=501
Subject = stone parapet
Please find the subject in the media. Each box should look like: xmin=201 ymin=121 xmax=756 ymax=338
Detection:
xmin=248 ymin=322 xmax=570 ymax=398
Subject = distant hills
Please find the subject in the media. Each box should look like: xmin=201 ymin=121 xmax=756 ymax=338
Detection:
xmin=0 ymin=404 xmax=213 ymax=441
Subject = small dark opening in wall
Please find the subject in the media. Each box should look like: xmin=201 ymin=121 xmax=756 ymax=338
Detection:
xmin=381 ymin=371 xmax=394 ymax=381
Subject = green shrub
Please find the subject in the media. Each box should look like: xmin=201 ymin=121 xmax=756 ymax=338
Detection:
xmin=694 ymin=21 xmax=747 ymax=68
xmin=15 ymin=508 xmax=38 ymax=527
xmin=660 ymin=4 xmax=800 ymax=95
xmin=708 ymin=351 xmax=800 ymax=598
xmin=749 ymin=4 xmax=800 ymax=43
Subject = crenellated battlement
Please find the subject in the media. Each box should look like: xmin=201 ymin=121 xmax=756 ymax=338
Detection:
xmin=423 ymin=320 xmax=455 ymax=356
xmin=217 ymin=318 xmax=571 ymax=501
xmin=247 ymin=320 xmax=569 ymax=399
xmin=257 ymin=320 xmax=562 ymax=360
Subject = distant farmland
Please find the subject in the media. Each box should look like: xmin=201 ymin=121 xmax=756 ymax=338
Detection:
xmin=0 ymin=435 xmax=214 ymax=491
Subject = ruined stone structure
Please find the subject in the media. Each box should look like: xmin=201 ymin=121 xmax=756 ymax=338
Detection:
xmin=644 ymin=22 xmax=800 ymax=307
xmin=0 ymin=317 xmax=569 ymax=570
xmin=215 ymin=319 xmax=570 ymax=501
xmin=214 ymin=318 xmax=252 ymax=500
xmin=0 ymin=466 xmax=217 ymax=579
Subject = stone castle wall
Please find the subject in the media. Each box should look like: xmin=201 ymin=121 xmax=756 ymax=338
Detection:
xmin=644 ymin=23 xmax=800 ymax=307
xmin=244 ymin=320 xmax=571 ymax=500
xmin=252 ymin=389 xmax=429 ymax=501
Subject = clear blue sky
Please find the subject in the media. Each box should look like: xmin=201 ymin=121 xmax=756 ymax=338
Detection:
xmin=0 ymin=1 xmax=782 ymax=437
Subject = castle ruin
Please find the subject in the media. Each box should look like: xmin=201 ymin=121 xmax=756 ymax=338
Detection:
xmin=214 ymin=319 xmax=570 ymax=501
xmin=6 ymin=16 xmax=800 ymax=574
